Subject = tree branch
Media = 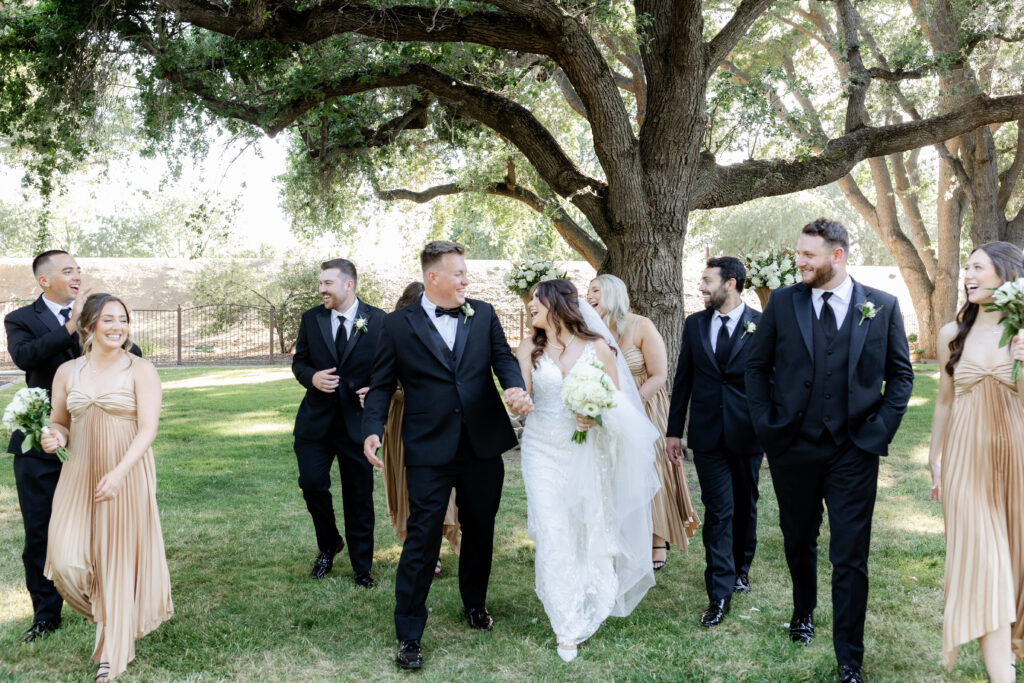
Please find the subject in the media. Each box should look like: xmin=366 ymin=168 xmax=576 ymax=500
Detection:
xmin=707 ymin=0 xmax=777 ymax=67
xmin=998 ymin=119 xmax=1024 ymax=212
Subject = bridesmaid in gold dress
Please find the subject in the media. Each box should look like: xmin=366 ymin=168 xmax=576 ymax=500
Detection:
xmin=381 ymin=283 xmax=461 ymax=572
xmin=41 ymin=293 xmax=172 ymax=682
xmin=929 ymin=242 xmax=1024 ymax=683
xmin=588 ymin=275 xmax=700 ymax=570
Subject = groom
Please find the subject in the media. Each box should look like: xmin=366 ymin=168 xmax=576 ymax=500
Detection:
xmin=745 ymin=219 xmax=913 ymax=683
xmin=362 ymin=240 xmax=531 ymax=670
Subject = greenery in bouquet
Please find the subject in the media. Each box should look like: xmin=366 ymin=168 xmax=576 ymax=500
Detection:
xmin=560 ymin=361 xmax=617 ymax=444
xmin=2 ymin=387 xmax=70 ymax=461
xmin=504 ymin=258 xmax=568 ymax=297
xmin=985 ymin=277 xmax=1024 ymax=381
xmin=744 ymin=248 xmax=800 ymax=290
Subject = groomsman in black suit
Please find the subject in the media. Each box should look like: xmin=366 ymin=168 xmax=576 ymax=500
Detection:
xmin=667 ymin=256 xmax=763 ymax=629
xmin=745 ymin=219 xmax=914 ymax=683
xmin=6 ymin=250 xmax=89 ymax=642
xmin=291 ymin=258 xmax=385 ymax=587
xmin=362 ymin=241 xmax=532 ymax=670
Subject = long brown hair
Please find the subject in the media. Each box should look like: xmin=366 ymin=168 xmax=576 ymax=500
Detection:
xmin=946 ymin=241 xmax=1024 ymax=376
xmin=530 ymin=279 xmax=603 ymax=368
xmin=77 ymin=293 xmax=133 ymax=356
xmin=395 ymin=281 xmax=424 ymax=311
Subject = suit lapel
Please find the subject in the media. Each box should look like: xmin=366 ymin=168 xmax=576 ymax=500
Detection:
xmin=453 ymin=305 xmax=473 ymax=369
xmin=696 ymin=311 xmax=717 ymax=369
xmin=316 ymin=307 xmax=338 ymax=364
xmin=338 ymin=299 xmax=365 ymax=368
xmin=34 ymin=296 xmax=76 ymax=360
xmin=792 ymin=286 xmax=814 ymax=358
xmin=406 ymin=306 xmax=453 ymax=370
xmin=727 ymin=304 xmax=752 ymax=366
xmin=848 ymin=280 xmax=869 ymax=378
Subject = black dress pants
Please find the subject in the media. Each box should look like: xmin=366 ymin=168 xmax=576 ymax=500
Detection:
xmin=395 ymin=426 xmax=504 ymax=642
xmin=768 ymin=433 xmax=879 ymax=668
xmin=13 ymin=453 xmax=64 ymax=623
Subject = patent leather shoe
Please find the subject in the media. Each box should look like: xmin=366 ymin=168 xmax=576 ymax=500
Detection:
xmin=789 ymin=613 xmax=814 ymax=644
xmin=309 ymin=539 xmax=344 ymax=579
xmin=700 ymin=598 xmax=730 ymax=627
xmin=464 ymin=605 xmax=494 ymax=631
xmin=733 ymin=572 xmax=751 ymax=593
xmin=354 ymin=572 xmax=375 ymax=589
xmin=20 ymin=619 xmax=61 ymax=643
xmin=396 ymin=640 xmax=422 ymax=670
xmin=838 ymin=665 xmax=863 ymax=683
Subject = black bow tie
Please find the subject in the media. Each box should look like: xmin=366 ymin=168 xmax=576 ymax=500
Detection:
xmin=435 ymin=306 xmax=461 ymax=319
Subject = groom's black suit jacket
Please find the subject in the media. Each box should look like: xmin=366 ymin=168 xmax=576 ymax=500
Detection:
xmin=744 ymin=280 xmax=914 ymax=457
xmin=667 ymin=304 xmax=762 ymax=454
xmin=361 ymin=298 xmax=524 ymax=466
xmin=292 ymin=299 xmax=386 ymax=448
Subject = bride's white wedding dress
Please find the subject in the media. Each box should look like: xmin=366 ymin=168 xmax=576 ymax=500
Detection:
xmin=521 ymin=342 xmax=661 ymax=648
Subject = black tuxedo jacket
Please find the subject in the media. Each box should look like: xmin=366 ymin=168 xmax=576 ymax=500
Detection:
xmin=292 ymin=299 xmax=386 ymax=447
xmin=744 ymin=280 xmax=914 ymax=457
xmin=361 ymin=298 xmax=524 ymax=467
xmin=667 ymin=304 xmax=762 ymax=454
xmin=5 ymin=295 xmax=142 ymax=458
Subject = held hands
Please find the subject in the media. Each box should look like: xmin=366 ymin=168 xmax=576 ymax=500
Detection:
xmin=312 ymin=367 xmax=339 ymax=393
xmin=95 ymin=466 xmax=126 ymax=503
xmin=40 ymin=426 xmax=63 ymax=453
xmin=363 ymin=435 xmax=384 ymax=468
xmin=665 ymin=436 xmax=684 ymax=466
xmin=574 ymin=414 xmax=596 ymax=432
xmin=504 ymin=387 xmax=534 ymax=415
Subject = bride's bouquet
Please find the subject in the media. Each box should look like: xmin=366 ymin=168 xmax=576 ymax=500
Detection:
xmin=561 ymin=361 xmax=617 ymax=444
xmin=504 ymin=258 xmax=568 ymax=297
xmin=986 ymin=277 xmax=1024 ymax=381
xmin=2 ymin=387 xmax=70 ymax=461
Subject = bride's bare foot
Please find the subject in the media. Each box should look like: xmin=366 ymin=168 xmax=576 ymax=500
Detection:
xmin=557 ymin=643 xmax=578 ymax=662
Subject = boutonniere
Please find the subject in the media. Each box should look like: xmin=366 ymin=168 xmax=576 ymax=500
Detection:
xmin=857 ymin=301 xmax=882 ymax=326
xmin=353 ymin=316 xmax=369 ymax=334
xmin=741 ymin=320 xmax=757 ymax=339
xmin=461 ymin=302 xmax=475 ymax=324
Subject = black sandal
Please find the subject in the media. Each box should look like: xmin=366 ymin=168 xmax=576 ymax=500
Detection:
xmin=652 ymin=544 xmax=669 ymax=571
xmin=96 ymin=662 xmax=110 ymax=682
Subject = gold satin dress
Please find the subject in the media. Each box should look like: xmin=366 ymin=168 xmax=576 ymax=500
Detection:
xmin=45 ymin=355 xmax=173 ymax=680
xmin=622 ymin=346 xmax=700 ymax=550
xmin=940 ymin=358 xmax=1024 ymax=670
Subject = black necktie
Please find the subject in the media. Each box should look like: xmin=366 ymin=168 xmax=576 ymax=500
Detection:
xmin=435 ymin=306 xmax=460 ymax=319
xmin=335 ymin=315 xmax=348 ymax=357
xmin=714 ymin=315 xmax=734 ymax=367
xmin=820 ymin=292 xmax=837 ymax=341
xmin=59 ymin=307 xmax=72 ymax=325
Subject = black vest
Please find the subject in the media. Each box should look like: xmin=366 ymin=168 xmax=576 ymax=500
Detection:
xmin=800 ymin=302 xmax=853 ymax=441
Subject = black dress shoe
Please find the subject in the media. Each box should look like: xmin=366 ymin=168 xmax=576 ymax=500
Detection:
xmin=354 ymin=572 xmax=375 ymax=589
xmin=464 ymin=606 xmax=494 ymax=631
xmin=309 ymin=539 xmax=345 ymax=579
xmin=789 ymin=613 xmax=814 ymax=644
xmin=733 ymin=572 xmax=751 ymax=593
xmin=700 ymin=598 xmax=730 ymax=627
xmin=20 ymin=619 xmax=61 ymax=644
xmin=396 ymin=640 xmax=422 ymax=670
xmin=838 ymin=665 xmax=863 ymax=683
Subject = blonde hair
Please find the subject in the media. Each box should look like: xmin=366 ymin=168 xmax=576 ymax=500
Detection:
xmin=77 ymin=293 xmax=132 ymax=356
xmin=594 ymin=274 xmax=630 ymax=338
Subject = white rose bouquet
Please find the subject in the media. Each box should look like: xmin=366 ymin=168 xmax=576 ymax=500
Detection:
xmin=744 ymin=248 xmax=800 ymax=290
xmin=2 ymin=387 xmax=70 ymax=461
xmin=504 ymin=258 xmax=568 ymax=297
xmin=560 ymin=360 xmax=617 ymax=444
xmin=986 ymin=276 xmax=1024 ymax=381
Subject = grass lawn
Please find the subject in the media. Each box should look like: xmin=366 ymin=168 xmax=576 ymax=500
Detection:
xmin=0 ymin=364 xmax=1000 ymax=681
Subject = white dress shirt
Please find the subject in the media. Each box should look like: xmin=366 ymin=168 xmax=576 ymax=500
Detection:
xmin=331 ymin=298 xmax=360 ymax=342
xmin=812 ymin=275 xmax=854 ymax=330
xmin=421 ymin=293 xmax=458 ymax=350
xmin=42 ymin=295 xmax=72 ymax=326
xmin=710 ymin=302 xmax=745 ymax=352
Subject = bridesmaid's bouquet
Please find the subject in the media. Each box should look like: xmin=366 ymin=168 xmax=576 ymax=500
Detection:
xmin=504 ymin=258 xmax=568 ymax=297
xmin=2 ymin=387 xmax=70 ymax=461
xmin=561 ymin=361 xmax=617 ymax=444
xmin=986 ymin=277 xmax=1024 ymax=381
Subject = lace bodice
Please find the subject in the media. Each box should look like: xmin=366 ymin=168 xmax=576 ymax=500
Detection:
xmin=529 ymin=342 xmax=598 ymax=423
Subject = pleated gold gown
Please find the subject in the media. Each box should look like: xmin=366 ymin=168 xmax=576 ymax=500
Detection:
xmin=382 ymin=389 xmax=461 ymax=552
xmin=623 ymin=346 xmax=700 ymax=550
xmin=940 ymin=358 xmax=1024 ymax=670
xmin=45 ymin=356 xmax=173 ymax=680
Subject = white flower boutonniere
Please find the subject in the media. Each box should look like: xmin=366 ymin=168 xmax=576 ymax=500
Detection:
xmin=857 ymin=301 xmax=882 ymax=326
xmin=461 ymin=302 xmax=475 ymax=325
xmin=353 ymin=316 xmax=369 ymax=335
xmin=741 ymin=320 xmax=757 ymax=339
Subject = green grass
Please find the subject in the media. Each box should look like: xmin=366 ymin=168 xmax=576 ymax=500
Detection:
xmin=0 ymin=364 xmax=999 ymax=681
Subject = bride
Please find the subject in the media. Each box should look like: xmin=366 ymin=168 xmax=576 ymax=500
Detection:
xmin=515 ymin=279 xmax=661 ymax=661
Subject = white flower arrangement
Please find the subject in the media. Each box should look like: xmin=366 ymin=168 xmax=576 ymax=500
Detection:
xmin=504 ymin=258 xmax=568 ymax=297
xmin=461 ymin=302 xmax=475 ymax=324
xmin=741 ymin=320 xmax=757 ymax=339
xmin=856 ymin=301 xmax=882 ymax=326
xmin=2 ymin=387 xmax=70 ymax=460
xmin=986 ymin=277 xmax=1024 ymax=380
xmin=560 ymin=360 xmax=617 ymax=444
xmin=353 ymin=316 xmax=369 ymax=334
xmin=744 ymin=248 xmax=800 ymax=290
